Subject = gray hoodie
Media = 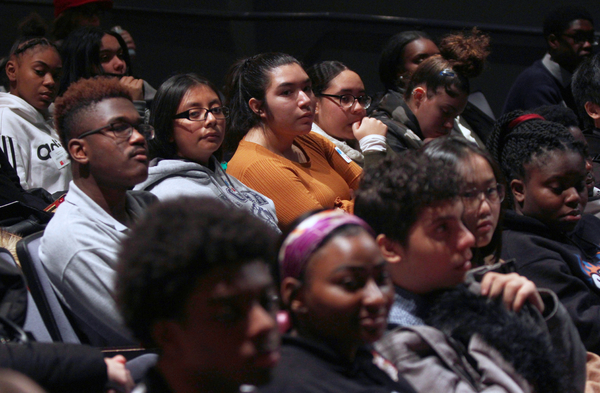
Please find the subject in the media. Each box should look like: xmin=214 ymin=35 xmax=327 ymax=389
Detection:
xmin=134 ymin=156 xmax=280 ymax=231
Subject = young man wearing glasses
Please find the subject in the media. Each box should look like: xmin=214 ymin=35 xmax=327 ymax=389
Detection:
xmin=503 ymin=5 xmax=595 ymax=115
xmin=39 ymin=76 xmax=157 ymax=347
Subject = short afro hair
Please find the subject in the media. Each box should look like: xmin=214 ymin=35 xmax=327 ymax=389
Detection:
xmin=53 ymin=76 xmax=132 ymax=155
xmin=543 ymin=5 xmax=593 ymax=40
xmin=355 ymin=150 xmax=460 ymax=245
xmin=572 ymin=53 xmax=600 ymax=130
xmin=116 ymin=197 xmax=278 ymax=347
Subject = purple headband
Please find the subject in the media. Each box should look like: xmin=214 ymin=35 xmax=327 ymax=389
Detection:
xmin=278 ymin=210 xmax=375 ymax=280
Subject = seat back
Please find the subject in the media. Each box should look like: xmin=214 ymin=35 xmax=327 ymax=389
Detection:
xmin=0 ymin=247 xmax=52 ymax=342
xmin=16 ymin=232 xmax=80 ymax=343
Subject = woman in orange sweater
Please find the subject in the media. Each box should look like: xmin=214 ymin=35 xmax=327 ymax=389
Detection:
xmin=224 ymin=53 xmax=362 ymax=229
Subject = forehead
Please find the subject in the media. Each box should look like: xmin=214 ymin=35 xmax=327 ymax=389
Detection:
xmin=266 ymin=63 xmax=309 ymax=90
xmin=418 ymin=198 xmax=463 ymax=226
xmin=179 ymin=84 xmax=220 ymax=109
xmin=306 ymin=231 xmax=381 ymax=277
xmin=325 ymin=70 xmax=365 ymax=92
xmin=100 ymin=34 xmax=121 ymax=50
xmin=566 ymin=19 xmax=594 ymax=33
xmin=18 ymin=46 xmax=61 ymax=65
xmin=82 ymin=97 xmax=138 ymax=129
xmin=529 ymin=149 xmax=586 ymax=178
xmin=186 ymin=261 xmax=273 ymax=310
xmin=404 ymin=38 xmax=439 ymax=58
xmin=459 ymin=154 xmax=495 ymax=182
xmin=430 ymin=87 xmax=468 ymax=108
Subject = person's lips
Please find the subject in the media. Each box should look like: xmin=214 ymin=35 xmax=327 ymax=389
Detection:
xmin=40 ymin=91 xmax=54 ymax=102
xmin=253 ymin=349 xmax=280 ymax=369
xmin=561 ymin=209 xmax=582 ymax=222
xmin=477 ymin=219 xmax=494 ymax=233
xmin=130 ymin=148 xmax=148 ymax=162
xmin=360 ymin=312 xmax=388 ymax=334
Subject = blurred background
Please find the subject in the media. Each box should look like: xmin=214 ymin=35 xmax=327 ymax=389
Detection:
xmin=1 ymin=0 xmax=599 ymax=116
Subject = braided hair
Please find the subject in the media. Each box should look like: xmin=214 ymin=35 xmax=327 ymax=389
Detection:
xmin=486 ymin=110 xmax=586 ymax=208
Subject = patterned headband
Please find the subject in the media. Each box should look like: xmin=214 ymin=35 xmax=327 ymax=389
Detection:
xmin=278 ymin=210 xmax=375 ymax=280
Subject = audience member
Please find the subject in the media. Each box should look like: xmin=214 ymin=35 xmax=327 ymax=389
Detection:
xmin=503 ymin=5 xmax=594 ymax=114
xmin=261 ymin=209 xmax=417 ymax=392
xmin=117 ymin=197 xmax=279 ymax=393
xmin=307 ymin=61 xmax=388 ymax=167
xmin=134 ymin=73 xmax=279 ymax=231
xmin=39 ymin=76 xmax=156 ymax=346
xmin=423 ymin=136 xmax=505 ymax=267
xmin=370 ymin=29 xmax=490 ymax=152
xmin=58 ymin=26 xmax=154 ymax=115
xmin=487 ymin=110 xmax=600 ymax=355
xmin=355 ymin=150 xmax=586 ymax=392
xmin=0 ymin=36 xmax=70 ymax=193
xmin=224 ymin=52 xmax=362 ymax=229
xmin=52 ymin=0 xmax=136 ymax=59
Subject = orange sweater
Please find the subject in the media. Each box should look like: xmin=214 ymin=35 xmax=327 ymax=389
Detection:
xmin=227 ymin=132 xmax=363 ymax=228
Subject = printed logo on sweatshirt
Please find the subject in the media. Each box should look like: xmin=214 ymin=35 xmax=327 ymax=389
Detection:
xmin=37 ymin=138 xmax=64 ymax=161
xmin=578 ymin=254 xmax=600 ymax=289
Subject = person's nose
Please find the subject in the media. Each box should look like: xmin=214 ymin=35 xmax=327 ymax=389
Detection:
xmin=248 ymin=302 xmax=277 ymax=340
xmin=362 ymin=279 xmax=387 ymax=310
xmin=458 ymin=221 xmax=476 ymax=253
xmin=112 ymin=57 xmax=126 ymax=74
xmin=43 ymin=72 xmax=56 ymax=88
xmin=565 ymin=186 xmax=583 ymax=208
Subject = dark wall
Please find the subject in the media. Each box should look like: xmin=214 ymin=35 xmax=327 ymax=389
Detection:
xmin=1 ymin=0 xmax=599 ymax=116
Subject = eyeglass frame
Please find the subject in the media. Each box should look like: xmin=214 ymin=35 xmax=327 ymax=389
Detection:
xmin=76 ymin=121 xmax=155 ymax=141
xmin=315 ymin=93 xmax=372 ymax=110
xmin=461 ymin=183 xmax=505 ymax=208
xmin=173 ymin=106 xmax=230 ymax=121
xmin=561 ymin=31 xmax=599 ymax=46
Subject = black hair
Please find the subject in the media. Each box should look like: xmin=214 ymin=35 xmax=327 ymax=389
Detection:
xmin=52 ymin=2 xmax=108 ymax=41
xmin=422 ymin=136 xmax=504 ymax=266
xmin=572 ymin=54 xmax=600 ymax=130
xmin=54 ymin=76 xmax=132 ymax=154
xmin=149 ymin=73 xmax=222 ymax=160
xmin=117 ymin=197 xmax=277 ymax=347
xmin=223 ymin=52 xmax=301 ymax=154
xmin=355 ymin=150 xmax=460 ymax=245
xmin=533 ymin=105 xmax=581 ymax=129
xmin=486 ymin=110 xmax=587 ymax=208
xmin=378 ymin=30 xmax=433 ymax=92
xmin=306 ymin=60 xmax=349 ymax=96
xmin=58 ymin=26 xmax=132 ymax=97
xmin=404 ymin=28 xmax=490 ymax=101
xmin=543 ymin=5 xmax=594 ymax=40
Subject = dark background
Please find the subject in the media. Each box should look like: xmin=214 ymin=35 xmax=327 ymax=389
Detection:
xmin=1 ymin=0 xmax=599 ymax=117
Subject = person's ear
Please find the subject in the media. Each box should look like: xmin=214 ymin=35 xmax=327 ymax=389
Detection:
xmin=584 ymin=101 xmax=600 ymax=120
xmin=68 ymin=138 xmax=89 ymax=165
xmin=376 ymin=234 xmax=402 ymax=264
xmin=249 ymin=98 xmax=266 ymax=119
xmin=5 ymin=59 xmax=17 ymax=83
xmin=412 ymin=87 xmax=427 ymax=108
xmin=281 ymin=277 xmax=306 ymax=315
xmin=510 ymin=178 xmax=526 ymax=206
xmin=547 ymin=33 xmax=560 ymax=50
xmin=314 ymin=98 xmax=321 ymax=116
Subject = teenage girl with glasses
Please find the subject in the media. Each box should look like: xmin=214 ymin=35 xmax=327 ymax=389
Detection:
xmin=307 ymin=61 xmax=388 ymax=167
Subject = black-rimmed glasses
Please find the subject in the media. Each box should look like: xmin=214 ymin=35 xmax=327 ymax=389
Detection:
xmin=77 ymin=122 xmax=155 ymax=141
xmin=461 ymin=184 xmax=505 ymax=209
xmin=173 ymin=107 xmax=230 ymax=121
xmin=316 ymin=93 xmax=372 ymax=110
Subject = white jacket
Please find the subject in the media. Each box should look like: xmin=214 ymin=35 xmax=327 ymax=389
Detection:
xmin=0 ymin=93 xmax=71 ymax=193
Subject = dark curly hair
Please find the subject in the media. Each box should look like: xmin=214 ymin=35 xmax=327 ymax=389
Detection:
xmin=116 ymin=197 xmax=278 ymax=347
xmin=486 ymin=110 xmax=587 ymax=208
xmin=404 ymin=28 xmax=490 ymax=100
xmin=572 ymin=53 xmax=600 ymax=130
xmin=355 ymin=150 xmax=459 ymax=245
xmin=223 ymin=52 xmax=301 ymax=154
xmin=53 ymin=76 xmax=132 ymax=155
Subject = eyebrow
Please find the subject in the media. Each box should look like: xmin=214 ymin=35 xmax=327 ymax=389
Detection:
xmin=276 ymin=78 xmax=311 ymax=88
xmin=332 ymin=260 xmax=387 ymax=274
xmin=184 ymin=99 xmax=221 ymax=108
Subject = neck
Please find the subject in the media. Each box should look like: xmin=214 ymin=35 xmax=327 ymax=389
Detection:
xmin=9 ymin=90 xmax=49 ymax=119
xmin=156 ymin=358 xmax=239 ymax=393
xmin=73 ymin=177 xmax=130 ymax=225
xmin=244 ymin=125 xmax=299 ymax=160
